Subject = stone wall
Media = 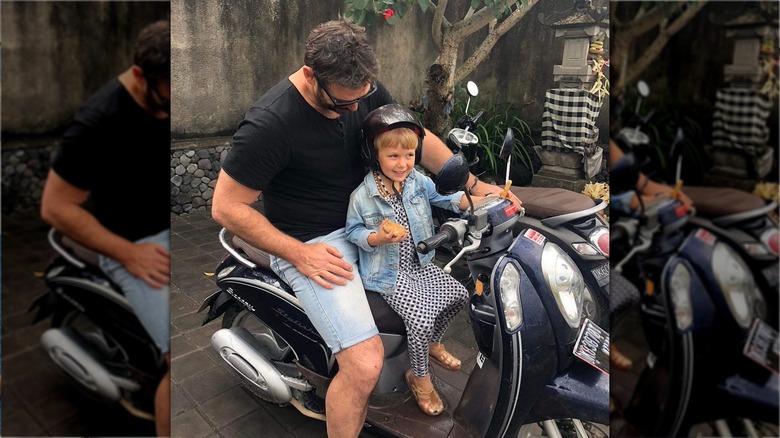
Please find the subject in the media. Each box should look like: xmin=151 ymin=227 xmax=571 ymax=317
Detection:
xmin=1 ymin=140 xmax=55 ymax=213
xmin=1 ymin=138 xmax=228 ymax=215
xmin=170 ymin=138 xmax=230 ymax=213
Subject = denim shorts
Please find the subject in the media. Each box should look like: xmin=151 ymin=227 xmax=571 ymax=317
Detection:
xmin=270 ymin=228 xmax=378 ymax=354
xmin=99 ymin=229 xmax=170 ymax=354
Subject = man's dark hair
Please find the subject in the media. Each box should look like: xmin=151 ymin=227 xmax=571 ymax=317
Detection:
xmin=134 ymin=20 xmax=170 ymax=81
xmin=304 ymin=20 xmax=379 ymax=89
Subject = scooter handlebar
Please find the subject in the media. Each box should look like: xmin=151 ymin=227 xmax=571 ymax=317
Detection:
xmin=417 ymin=224 xmax=459 ymax=254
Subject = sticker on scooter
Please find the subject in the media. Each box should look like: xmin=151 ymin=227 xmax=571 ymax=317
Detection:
xmin=743 ymin=318 xmax=779 ymax=375
xmin=694 ymin=228 xmax=716 ymax=246
xmin=476 ymin=351 xmax=486 ymax=369
xmin=573 ymin=318 xmax=609 ymax=375
xmin=523 ymin=229 xmax=546 ymax=245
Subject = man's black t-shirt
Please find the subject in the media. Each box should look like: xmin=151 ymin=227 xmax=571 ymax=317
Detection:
xmin=52 ymin=79 xmax=170 ymax=242
xmin=222 ymin=78 xmax=394 ymax=242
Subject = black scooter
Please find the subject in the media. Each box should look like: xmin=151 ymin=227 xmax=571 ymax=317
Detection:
xmin=440 ymin=82 xmax=611 ymax=331
xmin=28 ymin=228 xmax=167 ymax=421
xmin=611 ymin=81 xmax=779 ymax=437
xmin=199 ymin=148 xmax=609 ymax=437
xmin=616 ymin=80 xmax=779 ymax=316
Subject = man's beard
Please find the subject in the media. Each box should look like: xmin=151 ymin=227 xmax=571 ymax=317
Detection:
xmin=315 ymin=89 xmax=348 ymax=116
xmin=145 ymin=86 xmax=170 ymax=116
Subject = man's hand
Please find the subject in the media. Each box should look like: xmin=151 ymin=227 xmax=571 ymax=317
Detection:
xmin=293 ymin=242 xmax=355 ymax=290
xmin=477 ymin=180 xmax=523 ymax=210
xmin=123 ymin=243 xmax=170 ymax=289
xmin=644 ymin=179 xmax=693 ymax=210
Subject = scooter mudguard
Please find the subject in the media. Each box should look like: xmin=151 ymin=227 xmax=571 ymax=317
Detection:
xmin=507 ymin=230 xmax=584 ymax=366
xmin=29 ymin=290 xmax=60 ymax=324
xmin=526 ymin=361 xmax=609 ymax=425
xmin=457 ymin=257 xmax=556 ymax=438
xmin=212 ymin=262 xmax=335 ymax=375
xmin=30 ymin=257 xmax=115 ymax=324
xmin=199 ymin=289 xmax=234 ymax=325
xmin=683 ymin=372 xmax=780 ymax=427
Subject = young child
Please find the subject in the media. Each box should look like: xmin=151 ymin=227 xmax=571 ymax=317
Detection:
xmin=346 ymin=104 xmax=477 ymax=416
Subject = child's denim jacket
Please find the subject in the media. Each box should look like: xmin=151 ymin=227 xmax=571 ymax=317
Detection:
xmin=346 ymin=169 xmax=465 ymax=294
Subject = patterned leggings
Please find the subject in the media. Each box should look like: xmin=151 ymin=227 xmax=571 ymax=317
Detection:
xmin=382 ymin=270 xmax=469 ymax=377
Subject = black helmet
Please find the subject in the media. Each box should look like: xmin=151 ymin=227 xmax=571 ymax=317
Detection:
xmin=360 ymin=104 xmax=425 ymax=170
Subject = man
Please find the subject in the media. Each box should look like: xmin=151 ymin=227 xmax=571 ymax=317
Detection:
xmin=40 ymin=20 xmax=171 ymax=437
xmin=211 ymin=19 xmax=520 ymax=437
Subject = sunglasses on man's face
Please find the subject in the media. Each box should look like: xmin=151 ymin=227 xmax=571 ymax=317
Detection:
xmin=313 ymin=71 xmax=377 ymax=108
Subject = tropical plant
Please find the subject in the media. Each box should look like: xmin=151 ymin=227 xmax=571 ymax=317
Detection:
xmin=447 ymin=85 xmax=537 ymax=180
xmin=620 ymin=88 xmax=710 ymax=185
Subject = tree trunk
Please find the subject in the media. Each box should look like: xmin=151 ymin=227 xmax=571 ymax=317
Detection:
xmin=424 ymin=37 xmax=459 ymax=137
xmin=610 ymin=31 xmax=633 ymax=99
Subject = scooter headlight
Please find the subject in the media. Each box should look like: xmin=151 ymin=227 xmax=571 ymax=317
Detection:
xmin=498 ymin=262 xmax=523 ymax=331
xmin=712 ymin=242 xmax=758 ymax=329
xmin=668 ymin=263 xmax=693 ymax=331
xmin=541 ymin=243 xmax=584 ymax=328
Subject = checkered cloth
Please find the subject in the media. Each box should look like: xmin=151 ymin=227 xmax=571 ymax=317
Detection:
xmin=541 ymin=89 xmax=604 ymax=153
xmin=712 ymin=88 xmax=771 ymax=155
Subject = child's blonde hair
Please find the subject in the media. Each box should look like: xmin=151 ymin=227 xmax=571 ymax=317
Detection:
xmin=374 ymin=128 xmax=419 ymax=152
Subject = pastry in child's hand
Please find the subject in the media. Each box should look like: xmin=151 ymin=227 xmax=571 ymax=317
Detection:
xmin=381 ymin=219 xmax=406 ymax=235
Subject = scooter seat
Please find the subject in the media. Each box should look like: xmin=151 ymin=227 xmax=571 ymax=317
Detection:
xmin=511 ymin=186 xmax=596 ymax=219
xmin=232 ymin=235 xmax=272 ymax=269
xmin=61 ymin=235 xmax=101 ymax=267
xmin=684 ymin=186 xmax=766 ymax=219
xmin=366 ymin=291 xmax=407 ymax=334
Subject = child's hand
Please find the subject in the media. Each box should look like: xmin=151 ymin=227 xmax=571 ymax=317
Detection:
xmin=372 ymin=219 xmax=408 ymax=245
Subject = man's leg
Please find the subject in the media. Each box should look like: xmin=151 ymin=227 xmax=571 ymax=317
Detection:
xmin=271 ymin=228 xmax=382 ymax=438
xmin=155 ymin=353 xmax=171 ymax=437
xmin=327 ymin=335 xmax=384 ymax=438
xmin=99 ymin=229 xmax=171 ymax=435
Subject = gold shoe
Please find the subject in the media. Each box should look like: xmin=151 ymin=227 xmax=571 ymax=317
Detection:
xmin=405 ymin=369 xmax=444 ymax=416
xmin=429 ymin=343 xmax=461 ymax=371
xmin=610 ymin=344 xmax=633 ymax=371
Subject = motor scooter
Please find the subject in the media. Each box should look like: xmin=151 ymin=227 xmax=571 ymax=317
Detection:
xmin=439 ymin=82 xmax=610 ymax=328
xmin=199 ymin=149 xmax=610 ymax=437
xmin=616 ymin=80 xmax=779 ymax=317
xmin=28 ymin=228 xmax=167 ymax=421
xmin=610 ymin=83 xmax=779 ymax=437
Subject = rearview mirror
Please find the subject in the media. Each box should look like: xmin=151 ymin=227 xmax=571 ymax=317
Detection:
xmin=466 ymin=81 xmax=479 ymax=97
xmin=435 ymin=153 xmax=470 ymax=195
xmin=637 ymin=80 xmax=649 ymax=97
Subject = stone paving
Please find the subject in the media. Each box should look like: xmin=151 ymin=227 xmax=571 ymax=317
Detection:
xmin=1 ymin=211 xmax=156 ymax=437
xmin=0 ymin=207 xmax=478 ymax=438
xmin=169 ymin=209 xmax=479 ymax=438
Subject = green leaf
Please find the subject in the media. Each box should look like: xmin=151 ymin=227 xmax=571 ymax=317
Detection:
xmin=353 ymin=0 xmax=368 ymax=9
xmin=382 ymin=0 xmax=395 ymax=3
xmin=471 ymin=0 xmax=481 ymax=9
xmin=395 ymin=1 xmax=407 ymax=16
xmin=418 ymin=0 xmax=429 ymax=13
xmin=356 ymin=8 xmax=366 ymax=24
xmin=386 ymin=14 xmax=399 ymax=25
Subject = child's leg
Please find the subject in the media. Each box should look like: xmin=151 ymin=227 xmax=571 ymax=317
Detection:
xmin=382 ymin=288 xmax=435 ymax=377
xmin=430 ymin=280 xmax=469 ymax=343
